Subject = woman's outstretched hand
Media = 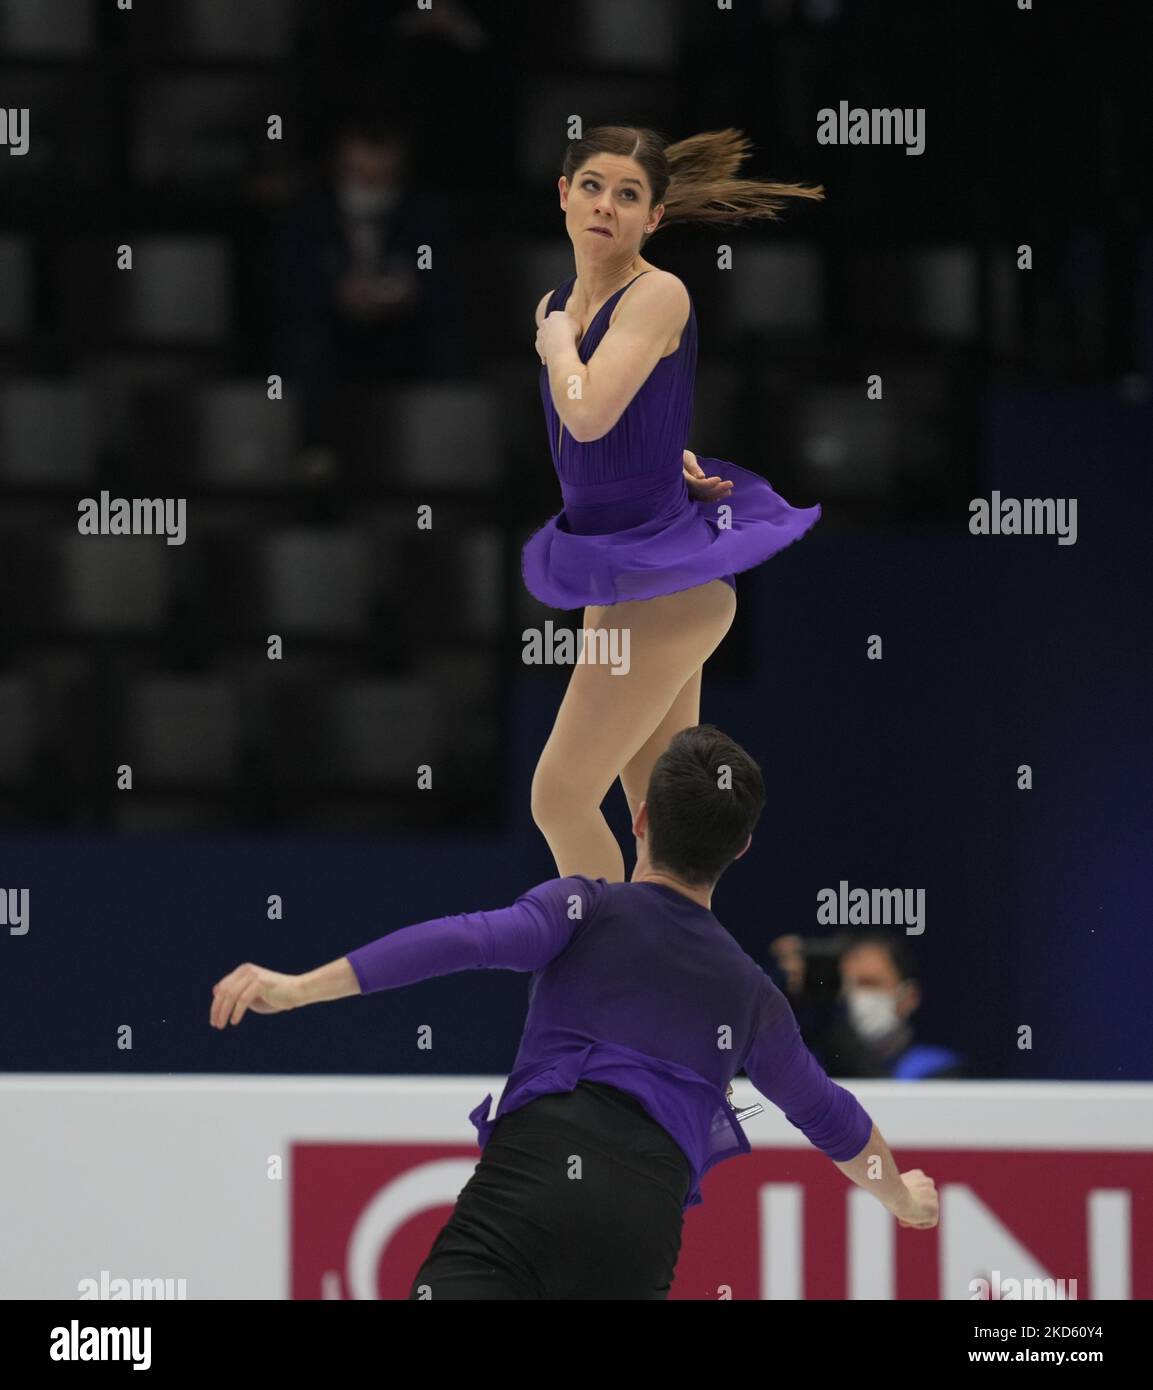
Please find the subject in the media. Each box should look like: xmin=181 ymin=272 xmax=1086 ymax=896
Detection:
xmin=210 ymin=963 xmax=301 ymax=1028
xmin=683 ymin=449 xmax=734 ymax=502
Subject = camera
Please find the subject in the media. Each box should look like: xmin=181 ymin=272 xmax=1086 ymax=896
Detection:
xmin=797 ymin=936 xmax=844 ymax=998
xmin=770 ymin=933 xmax=846 ymax=1000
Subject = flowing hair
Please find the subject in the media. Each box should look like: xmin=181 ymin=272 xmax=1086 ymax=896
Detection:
xmin=561 ymin=125 xmax=824 ymax=242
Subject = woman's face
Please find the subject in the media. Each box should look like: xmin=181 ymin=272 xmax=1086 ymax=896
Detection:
xmin=561 ymin=155 xmax=661 ymax=254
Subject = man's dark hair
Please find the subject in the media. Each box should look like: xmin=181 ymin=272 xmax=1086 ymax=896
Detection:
xmin=644 ymin=724 xmax=765 ymax=887
xmin=840 ymin=931 xmax=917 ymax=983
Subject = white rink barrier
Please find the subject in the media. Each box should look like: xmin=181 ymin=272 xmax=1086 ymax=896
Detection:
xmin=0 ymin=1077 xmax=1149 ymax=1300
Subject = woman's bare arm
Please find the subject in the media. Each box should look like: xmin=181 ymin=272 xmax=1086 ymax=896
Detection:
xmin=545 ymin=271 xmax=689 ymax=443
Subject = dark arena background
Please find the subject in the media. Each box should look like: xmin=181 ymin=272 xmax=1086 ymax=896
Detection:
xmin=0 ymin=0 xmax=1150 ymax=1347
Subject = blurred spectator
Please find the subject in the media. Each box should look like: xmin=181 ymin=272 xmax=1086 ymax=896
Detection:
xmin=769 ymin=930 xmax=965 ymax=1080
xmin=270 ymin=118 xmax=432 ymax=450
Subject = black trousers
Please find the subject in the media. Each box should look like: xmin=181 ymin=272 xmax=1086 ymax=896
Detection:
xmin=408 ymin=1081 xmax=692 ymax=1300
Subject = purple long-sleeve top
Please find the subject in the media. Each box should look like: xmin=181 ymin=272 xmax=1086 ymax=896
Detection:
xmin=345 ymin=875 xmax=872 ymax=1209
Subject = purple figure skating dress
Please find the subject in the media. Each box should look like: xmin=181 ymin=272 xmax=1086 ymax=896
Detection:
xmin=522 ymin=270 xmax=821 ymax=610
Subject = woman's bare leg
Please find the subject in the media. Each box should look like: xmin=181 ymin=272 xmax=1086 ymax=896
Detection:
xmin=619 ymin=665 xmax=704 ymax=825
xmin=530 ymin=579 xmax=736 ymax=880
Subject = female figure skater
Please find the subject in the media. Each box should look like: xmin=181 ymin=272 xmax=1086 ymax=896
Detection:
xmin=527 ymin=126 xmax=824 ymax=882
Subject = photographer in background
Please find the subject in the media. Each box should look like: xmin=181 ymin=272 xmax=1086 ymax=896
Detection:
xmin=769 ymin=931 xmax=965 ymax=1081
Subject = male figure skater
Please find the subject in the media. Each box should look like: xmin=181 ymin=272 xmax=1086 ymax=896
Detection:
xmin=210 ymin=725 xmax=938 ymax=1299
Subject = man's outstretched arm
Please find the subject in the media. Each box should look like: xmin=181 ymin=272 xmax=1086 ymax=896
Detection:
xmin=743 ymin=981 xmax=938 ymax=1229
xmin=210 ymin=876 xmax=602 ymax=1027
xmin=297 ymin=956 xmax=359 ymax=1005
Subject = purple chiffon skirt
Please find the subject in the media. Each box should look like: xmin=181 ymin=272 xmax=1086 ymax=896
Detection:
xmin=521 ymin=457 xmax=821 ymax=610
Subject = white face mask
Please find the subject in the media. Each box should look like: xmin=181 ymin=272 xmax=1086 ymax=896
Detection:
xmin=337 ymin=182 xmax=396 ymax=219
xmin=845 ymin=986 xmax=902 ymax=1043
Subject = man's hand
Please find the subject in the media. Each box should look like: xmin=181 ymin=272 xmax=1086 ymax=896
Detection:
xmin=683 ymin=450 xmax=734 ymax=502
xmin=892 ymin=1169 xmax=940 ymax=1229
xmin=210 ymin=963 xmax=301 ymax=1028
xmin=769 ymin=933 xmax=806 ymax=994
